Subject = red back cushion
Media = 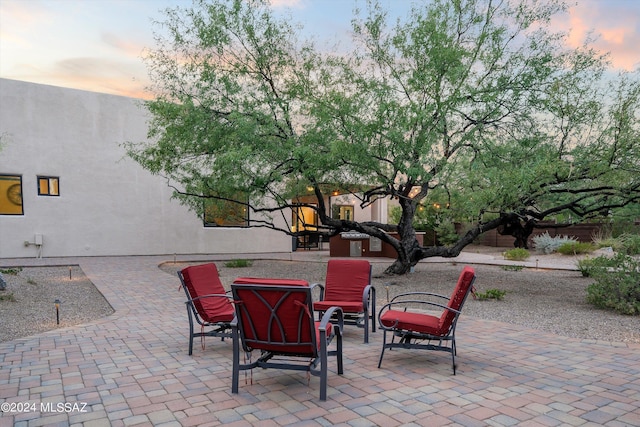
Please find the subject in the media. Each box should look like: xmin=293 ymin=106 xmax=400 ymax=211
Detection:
xmin=324 ymin=259 xmax=371 ymax=302
xmin=181 ymin=263 xmax=235 ymax=323
xmin=438 ymin=266 xmax=475 ymax=332
xmin=232 ymin=284 xmax=316 ymax=355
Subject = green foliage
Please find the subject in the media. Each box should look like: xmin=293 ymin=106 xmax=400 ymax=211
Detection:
xmin=125 ymin=0 xmax=640 ymax=274
xmin=586 ymin=253 xmax=640 ymax=315
xmin=501 ymin=265 xmax=524 ymax=271
xmin=503 ymin=248 xmax=530 ymax=261
xmin=593 ymin=233 xmax=640 ymax=255
xmin=532 ymin=232 xmax=577 ymax=254
xmin=577 ymin=255 xmax=618 ymax=277
xmin=0 ymin=292 xmax=16 ymax=302
xmin=435 ymin=221 xmax=459 ymax=246
xmin=224 ymin=259 xmax=253 ymax=268
xmin=557 ymin=241 xmax=596 ymax=255
xmin=0 ymin=268 xmax=21 ymax=275
xmin=474 ymin=289 xmax=507 ymax=301
xmin=619 ymin=234 xmax=640 ymax=255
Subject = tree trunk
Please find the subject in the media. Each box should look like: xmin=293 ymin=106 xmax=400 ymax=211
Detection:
xmin=384 ymin=214 xmax=516 ymax=275
xmin=384 ymin=198 xmax=421 ymax=275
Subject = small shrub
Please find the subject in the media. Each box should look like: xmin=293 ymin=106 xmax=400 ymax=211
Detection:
xmin=503 ymin=248 xmax=529 ymax=261
xmin=586 ymin=253 xmax=640 ymax=315
xmin=532 ymin=232 xmax=577 ymax=254
xmin=557 ymin=241 xmax=596 ymax=255
xmin=435 ymin=221 xmax=459 ymax=246
xmin=501 ymin=265 xmax=524 ymax=271
xmin=474 ymin=289 xmax=507 ymax=301
xmin=620 ymin=233 xmax=640 ymax=255
xmin=592 ymin=235 xmax=625 ymax=252
xmin=224 ymin=259 xmax=253 ymax=268
xmin=0 ymin=292 xmax=16 ymax=302
xmin=0 ymin=268 xmax=21 ymax=275
xmin=577 ymin=255 xmax=618 ymax=277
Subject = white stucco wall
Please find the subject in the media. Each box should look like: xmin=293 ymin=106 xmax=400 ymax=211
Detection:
xmin=0 ymin=79 xmax=291 ymax=258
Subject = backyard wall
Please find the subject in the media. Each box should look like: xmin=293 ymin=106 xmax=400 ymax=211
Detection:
xmin=0 ymin=79 xmax=290 ymax=258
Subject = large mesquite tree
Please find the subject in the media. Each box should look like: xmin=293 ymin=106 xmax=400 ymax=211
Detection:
xmin=127 ymin=0 xmax=639 ymax=274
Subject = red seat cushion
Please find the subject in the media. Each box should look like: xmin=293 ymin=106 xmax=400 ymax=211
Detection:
xmin=181 ymin=263 xmax=235 ymax=323
xmin=314 ymin=300 xmax=363 ymax=313
xmin=380 ymin=310 xmax=443 ymax=336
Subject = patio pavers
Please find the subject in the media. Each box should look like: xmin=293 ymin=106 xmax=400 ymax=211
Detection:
xmin=0 ymin=253 xmax=638 ymax=426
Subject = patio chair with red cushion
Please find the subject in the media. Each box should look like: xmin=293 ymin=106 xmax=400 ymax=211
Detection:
xmin=178 ymin=263 xmax=235 ymax=355
xmin=377 ymin=266 xmax=476 ymax=374
xmin=313 ymin=259 xmax=375 ymax=343
xmin=230 ymin=279 xmax=344 ymax=401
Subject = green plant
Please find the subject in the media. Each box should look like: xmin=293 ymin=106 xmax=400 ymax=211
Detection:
xmin=586 ymin=253 xmax=640 ymax=315
xmin=434 ymin=221 xmax=459 ymax=246
xmin=0 ymin=268 xmax=21 ymax=275
xmin=224 ymin=259 xmax=253 ymax=268
xmin=503 ymin=248 xmax=530 ymax=261
xmin=532 ymin=232 xmax=578 ymax=254
xmin=501 ymin=265 xmax=524 ymax=271
xmin=0 ymin=292 xmax=16 ymax=302
xmin=474 ymin=289 xmax=507 ymax=301
xmin=557 ymin=241 xmax=596 ymax=255
xmin=620 ymin=233 xmax=640 ymax=255
xmin=577 ymin=255 xmax=617 ymax=277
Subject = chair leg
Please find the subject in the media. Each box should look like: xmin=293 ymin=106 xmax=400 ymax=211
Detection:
xmin=364 ymin=309 xmax=369 ymax=344
xmin=377 ymin=330 xmax=388 ymax=368
xmin=451 ymin=338 xmax=457 ymax=375
xmin=231 ymin=327 xmax=240 ymax=394
xmin=320 ymin=330 xmax=328 ymax=401
xmin=336 ymin=327 xmax=344 ymax=375
xmin=187 ymin=309 xmax=195 ymax=356
xmin=371 ymin=298 xmax=376 ymax=333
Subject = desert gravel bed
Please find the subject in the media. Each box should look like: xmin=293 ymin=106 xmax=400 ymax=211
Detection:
xmin=0 ymin=266 xmax=114 ymax=342
xmin=1 ymin=254 xmax=639 ymax=344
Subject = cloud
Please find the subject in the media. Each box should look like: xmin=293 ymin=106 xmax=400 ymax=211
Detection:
xmin=565 ymin=1 xmax=640 ymax=70
xmin=268 ymin=0 xmax=305 ymax=8
xmin=101 ymin=32 xmax=147 ymax=58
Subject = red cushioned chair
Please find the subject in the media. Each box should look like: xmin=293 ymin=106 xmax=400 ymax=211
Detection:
xmin=231 ymin=279 xmax=343 ymax=401
xmin=377 ymin=266 xmax=476 ymax=374
xmin=313 ymin=259 xmax=375 ymax=343
xmin=178 ymin=263 xmax=235 ymax=355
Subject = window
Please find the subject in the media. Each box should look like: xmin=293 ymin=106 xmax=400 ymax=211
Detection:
xmin=204 ymin=196 xmax=249 ymax=227
xmin=38 ymin=176 xmax=60 ymax=196
xmin=292 ymin=196 xmax=318 ymax=232
xmin=0 ymin=174 xmax=23 ymax=215
xmin=332 ymin=204 xmax=354 ymax=221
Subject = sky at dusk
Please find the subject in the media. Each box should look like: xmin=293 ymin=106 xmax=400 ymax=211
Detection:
xmin=1 ymin=0 xmax=638 ymax=99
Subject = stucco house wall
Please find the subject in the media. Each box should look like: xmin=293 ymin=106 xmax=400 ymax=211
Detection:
xmin=0 ymin=79 xmax=291 ymax=258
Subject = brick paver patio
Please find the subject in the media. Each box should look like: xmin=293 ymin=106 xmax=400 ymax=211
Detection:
xmin=1 ymin=253 xmax=639 ymax=426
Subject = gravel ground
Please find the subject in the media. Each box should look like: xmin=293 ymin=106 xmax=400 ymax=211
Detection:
xmin=2 ymin=250 xmax=639 ymax=344
xmin=0 ymin=266 xmax=114 ymax=342
xmin=161 ymin=255 xmax=640 ymax=344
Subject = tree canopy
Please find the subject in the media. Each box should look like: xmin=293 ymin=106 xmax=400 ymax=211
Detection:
xmin=126 ymin=0 xmax=640 ymax=274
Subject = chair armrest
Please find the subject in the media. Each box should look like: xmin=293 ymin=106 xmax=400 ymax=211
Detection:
xmin=319 ymin=306 xmax=344 ymax=333
xmin=362 ymin=285 xmax=376 ymax=306
xmin=310 ymin=282 xmax=325 ymax=300
xmin=378 ymin=299 xmax=461 ymax=316
xmin=388 ymin=291 xmax=448 ymax=303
